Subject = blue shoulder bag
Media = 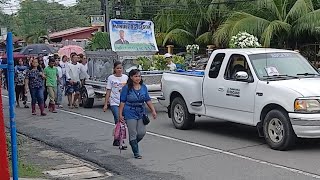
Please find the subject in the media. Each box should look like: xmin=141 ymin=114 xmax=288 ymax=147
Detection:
xmin=132 ymin=89 xmax=150 ymax=125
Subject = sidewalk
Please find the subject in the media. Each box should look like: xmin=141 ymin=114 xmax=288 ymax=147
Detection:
xmin=7 ymin=132 xmax=112 ymax=180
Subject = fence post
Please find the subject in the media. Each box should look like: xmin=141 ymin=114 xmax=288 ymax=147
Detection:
xmin=7 ymin=32 xmax=19 ymax=180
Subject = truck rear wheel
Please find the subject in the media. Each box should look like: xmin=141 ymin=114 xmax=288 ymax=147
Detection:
xmin=263 ymin=109 xmax=296 ymax=151
xmin=171 ymin=97 xmax=195 ymax=130
xmin=81 ymin=89 xmax=94 ymax=108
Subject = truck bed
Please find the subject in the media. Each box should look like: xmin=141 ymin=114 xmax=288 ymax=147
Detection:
xmin=167 ymin=70 xmax=205 ymax=77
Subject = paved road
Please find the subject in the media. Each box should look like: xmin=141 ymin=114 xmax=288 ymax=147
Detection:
xmin=3 ymin=92 xmax=320 ymax=180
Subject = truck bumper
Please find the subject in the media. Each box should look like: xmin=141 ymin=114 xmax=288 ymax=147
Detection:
xmin=289 ymin=113 xmax=320 ymax=138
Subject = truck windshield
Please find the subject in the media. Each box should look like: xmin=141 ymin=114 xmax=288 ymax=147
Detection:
xmin=249 ymin=52 xmax=319 ymax=80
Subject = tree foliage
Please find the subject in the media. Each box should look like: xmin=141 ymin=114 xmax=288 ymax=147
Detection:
xmin=1 ymin=0 xmax=100 ymax=42
xmin=0 ymin=0 xmax=319 ymax=49
xmin=154 ymin=0 xmax=233 ymax=46
xmin=214 ymin=0 xmax=320 ymax=48
xmin=86 ymin=32 xmax=111 ymax=50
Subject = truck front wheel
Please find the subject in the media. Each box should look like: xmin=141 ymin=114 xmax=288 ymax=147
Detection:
xmin=171 ymin=97 xmax=195 ymax=130
xmin=263 ymin=109 xmax=296 ymax=151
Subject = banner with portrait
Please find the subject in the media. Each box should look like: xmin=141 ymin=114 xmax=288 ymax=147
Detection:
xmin=109 ymin=19 xmax=159 ymax=52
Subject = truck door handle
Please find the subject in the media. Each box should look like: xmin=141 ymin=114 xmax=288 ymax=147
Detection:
xmin=218 ymin=88 xmax=224 ymax=92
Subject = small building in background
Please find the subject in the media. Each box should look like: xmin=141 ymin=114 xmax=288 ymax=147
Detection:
xmin=49 ymin=26 xmax=101 ymax=48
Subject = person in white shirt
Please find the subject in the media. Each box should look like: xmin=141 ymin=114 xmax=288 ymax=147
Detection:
xmin=59 ymin=55 xmax=69 ymax=89
xmin=55 ymin=57 xmax=63 ymax=108
xmin=78 ymin=53 xmax=89 ymax=83
xmin=43 ymin=54 xmax=49 ymax=67
xmin=164 ymin=53 xmax=176 ymax=71
xmin=65 ymin=54 xmax=86 ymax=108
xmin=103 ymin=61 xmax=128 ymax=148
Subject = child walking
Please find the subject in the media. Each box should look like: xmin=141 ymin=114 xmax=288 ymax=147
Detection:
xmin=44 ymin=56 xmax=58 ymax=113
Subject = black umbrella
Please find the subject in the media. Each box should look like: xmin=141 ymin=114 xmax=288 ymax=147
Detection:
xmin=20 ymin=44 xmax=57 ymax=55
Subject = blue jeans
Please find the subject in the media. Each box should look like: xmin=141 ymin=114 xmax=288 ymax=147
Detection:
xmin=30 ymin=87 xmax=44 ymax=105
xmin=110 ymin=105 xmax=119 ymax=124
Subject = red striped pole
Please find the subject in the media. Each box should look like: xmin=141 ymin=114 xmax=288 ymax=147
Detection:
xmin=0 ymin=72 xmax=10 ymax=179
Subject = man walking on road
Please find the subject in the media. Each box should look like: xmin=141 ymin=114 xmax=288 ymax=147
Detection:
xmin=66 ymin=54 xmax=86 ymax=108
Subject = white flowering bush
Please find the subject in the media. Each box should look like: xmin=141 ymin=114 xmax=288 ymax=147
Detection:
xmin=186 ymin=44 xmax=200 ymax=53
xmin=229 ymin=32 xmax=261 ymax=48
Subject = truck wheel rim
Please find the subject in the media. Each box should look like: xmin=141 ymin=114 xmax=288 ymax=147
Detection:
xmin=268 ymin=118 xmax=284 ymax=143
xmin=174 ymin=104 xmax=184 ymax=123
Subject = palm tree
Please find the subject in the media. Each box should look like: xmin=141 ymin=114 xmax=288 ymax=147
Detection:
xmin=154 ymin=0 xmax=231 ymax=47
xmin=25 ymin=30 xmax=48 ymax=44
xmin=214 ymin=0 xmax=320 ymax=48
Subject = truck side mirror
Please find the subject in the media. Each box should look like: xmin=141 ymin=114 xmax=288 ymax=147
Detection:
xmin=234 ymin=71 xmax=249 ymax=81
xmin=235 ymin=71 xmax=252 ymax=82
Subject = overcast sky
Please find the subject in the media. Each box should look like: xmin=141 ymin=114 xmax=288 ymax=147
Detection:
xmin=2 ymin=0 xmax=77 ymax=14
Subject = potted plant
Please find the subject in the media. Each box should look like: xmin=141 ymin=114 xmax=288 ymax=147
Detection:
xmin=172 ymin=55 xmax=185 ymax=70
xmin=152 ymin=55 xmax=167 ymax=70
xmin=137 ymin=56 xmax=152 ymax=71
xmin=186 ymin=44 xmax=200 ymax=61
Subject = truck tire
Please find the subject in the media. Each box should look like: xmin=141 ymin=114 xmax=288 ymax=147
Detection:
xmin=263 ymin=109 xmax=296 ymax=151
xmin=170 ymin=97 xmax=195 ymax=130
xmin=81 ymin=89 xmax=94 ymax=108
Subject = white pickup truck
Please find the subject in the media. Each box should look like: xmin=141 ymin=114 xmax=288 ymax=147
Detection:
xmin=159 ymin=48 xmax=320 ymax=150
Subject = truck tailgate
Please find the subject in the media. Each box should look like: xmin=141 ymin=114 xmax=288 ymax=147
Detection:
xmin=161 ymin=71 xmax=205 ymax=114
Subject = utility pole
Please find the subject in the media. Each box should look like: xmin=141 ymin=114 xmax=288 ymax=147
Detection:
xmin=105 ymin=0 xmax=110 ymax=33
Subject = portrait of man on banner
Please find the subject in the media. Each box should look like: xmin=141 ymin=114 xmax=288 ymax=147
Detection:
xmin=114 ymin=30 xmax=129 ymax=45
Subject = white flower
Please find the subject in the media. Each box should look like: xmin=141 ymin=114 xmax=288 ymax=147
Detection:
xmin=229 ymin=31 xmax=260 ymax=48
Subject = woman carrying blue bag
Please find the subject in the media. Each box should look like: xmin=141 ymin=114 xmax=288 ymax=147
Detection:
xmin=119 ymin=69 xmax=157 ymax=159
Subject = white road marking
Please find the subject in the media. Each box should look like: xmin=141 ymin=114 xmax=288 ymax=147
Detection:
xmin=3 ymin=95 xmax=320 ymax=179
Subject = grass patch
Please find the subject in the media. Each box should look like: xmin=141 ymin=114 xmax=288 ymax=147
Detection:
xmin=7 ymin=135 xmax=44 ymax=178
xmin=9 ymin=162 xmax=43 ymax=178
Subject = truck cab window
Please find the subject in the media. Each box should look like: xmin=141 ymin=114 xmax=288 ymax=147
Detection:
xmin=209 ymin=53 xmax=225 ymax=78
xmin=225 ymin=54 xmax=252 ymax=80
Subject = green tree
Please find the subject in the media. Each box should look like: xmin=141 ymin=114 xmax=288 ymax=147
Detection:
xmin=86 ymin=31 xmax=111 ymax=50
xmin=154 ymin=0 xmax=232 ymax=47
xmin=120 ymin=0 xmax=161 ymax=20
xmin=14 ymin=0 xmax=95 ymax=42
xmin=74 ymin=0 xmax=101 ymax=16
xmin=0 ymin=11 xmax=15 ymax=31
xmin=214 ymin=0 xmax=320 ymax=48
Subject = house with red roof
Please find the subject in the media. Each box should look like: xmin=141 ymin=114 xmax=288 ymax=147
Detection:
xmin=49 ymin=26 xmax=101 ymax=48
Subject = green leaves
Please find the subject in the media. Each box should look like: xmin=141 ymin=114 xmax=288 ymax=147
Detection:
xmin=162 ymin=28 xmax=195 ymax=46
xmin=8 ymin=0 xmax=100 ymax=42
xmin=152 ymin=55 xmax=167 ymax=70
xmin=86 ymin=32 xmax=111 ymax=51
xmin=137 ymin=56 xmax=152 ymax=70
xmin=214 ymin=0 xmax=320 ymax=48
